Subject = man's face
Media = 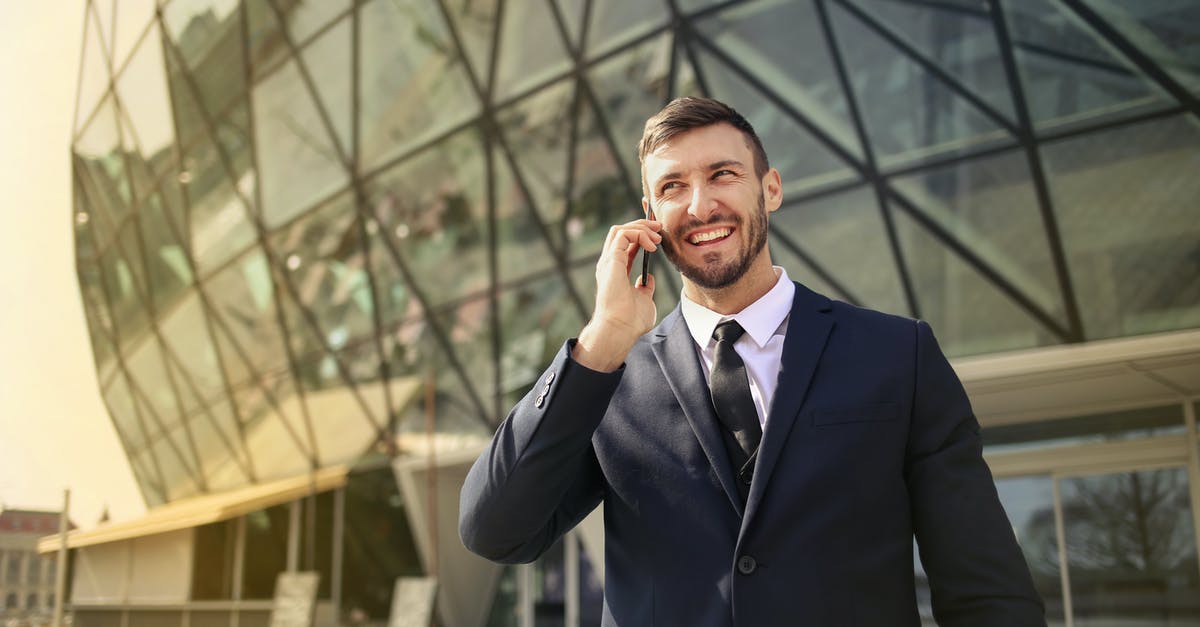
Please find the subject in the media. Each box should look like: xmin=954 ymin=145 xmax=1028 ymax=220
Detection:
xmin=641 ymin=123 xmax=782 ymax=290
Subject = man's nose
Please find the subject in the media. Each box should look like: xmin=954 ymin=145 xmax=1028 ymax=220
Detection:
xmin=688 ymin=185 xmax=716 ymax=221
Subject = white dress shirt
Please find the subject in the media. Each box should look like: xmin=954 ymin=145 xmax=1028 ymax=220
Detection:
xmin=680 ymin=267 xmax=795 ymax=428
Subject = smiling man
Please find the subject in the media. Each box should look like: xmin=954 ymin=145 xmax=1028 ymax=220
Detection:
xmin=460 ymin=97 xmax=1045 ymax=626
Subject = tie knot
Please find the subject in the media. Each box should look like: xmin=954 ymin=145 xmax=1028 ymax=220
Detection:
xmin=713 ymin=320 xmax=746 ymax=344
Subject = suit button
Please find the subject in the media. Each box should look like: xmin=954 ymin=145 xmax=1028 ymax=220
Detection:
xmin=534 ymin=394 xmax=546 ymax=408
xmin=545 ymin=372 xmax=556 ymax=385
xmin=737 ymin=555 xmax=756 ymax=575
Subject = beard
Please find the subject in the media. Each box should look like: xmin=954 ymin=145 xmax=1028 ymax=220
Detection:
xmin=658 ymin=190 xmax=769 ymax=290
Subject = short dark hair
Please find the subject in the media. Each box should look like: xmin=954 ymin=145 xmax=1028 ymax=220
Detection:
xmin=637 ymin=97 xmax=770 ymax=183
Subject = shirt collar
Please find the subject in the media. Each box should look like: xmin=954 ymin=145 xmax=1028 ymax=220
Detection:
xmin=680 ymin=266 xmax=795 ymax=349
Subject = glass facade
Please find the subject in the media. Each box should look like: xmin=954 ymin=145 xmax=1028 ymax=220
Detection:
xmin=70 ymin=0 xmax=1199 ymax=624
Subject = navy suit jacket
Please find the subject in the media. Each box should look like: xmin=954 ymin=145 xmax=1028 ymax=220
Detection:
xmin=460 ymin=283 xmax=1045 ymax=626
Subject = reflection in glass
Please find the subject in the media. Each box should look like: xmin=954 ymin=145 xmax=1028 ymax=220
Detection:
xmin=203 ymin=249 xmax=289 ymax=385
xmin=770 ymin=185 xmax=908 ymax=316
xmin=1041 ymin=115 xmax=1200 ymax=339
xmin=890 ymin=149 xmax=1063 ymax=319
xmin=115 ymin=21 xmax=178 ymax=181
xmin=893 ymin=206 xmax=1055 ymax=356
xmin=358 ymin=0 xmax=480 ymax=171
xmin=253 ymin=54 xmax=348 ymax=230
xmin=492 ymin=0 xmax=571 ymax=102
xmin=995 ymin=475 xmax=1065 ymax=624
xmin=1062 ymin=468 xmax=1200 ymax=625
xmin=368 ymin=129 xmax=488 ymax=307
xmin=1004 ymin=0 xmax=1172 ymax=135
xmin=161 ymin=0 xmax=246 ymax=124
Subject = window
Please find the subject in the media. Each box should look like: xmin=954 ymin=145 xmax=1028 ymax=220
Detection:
xmin=191 ymin=519 xmax=237 ymax=600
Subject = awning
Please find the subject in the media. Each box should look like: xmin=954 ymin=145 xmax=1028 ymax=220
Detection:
xmin=955 ymin=328 xmax=1200 ymax=426
xmin=37 ymin=464 xmax=348 ymax=554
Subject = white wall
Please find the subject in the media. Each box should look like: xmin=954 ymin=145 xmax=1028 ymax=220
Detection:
xmin=72 ymin=529 xmax=194 ymax=605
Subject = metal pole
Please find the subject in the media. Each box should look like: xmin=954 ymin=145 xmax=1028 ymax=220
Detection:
xmin=52 ymin=489 xmax=70 ymax=627
xmin=564 ymin=533 xmax=579 ymax=627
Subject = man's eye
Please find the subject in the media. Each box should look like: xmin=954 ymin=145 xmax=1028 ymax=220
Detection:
xmin=713 ymin=169 xmax=734 ymax=178
xmin=661 ymin=182 xmax=680 ymax=193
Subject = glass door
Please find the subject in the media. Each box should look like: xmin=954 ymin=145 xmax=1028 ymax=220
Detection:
xmin=1058 ymin=467 xmax=1200 ymax=626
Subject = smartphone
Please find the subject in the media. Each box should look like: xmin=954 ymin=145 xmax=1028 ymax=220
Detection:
xmin=641 ymin=209 xmax=655 ymax=287
xmin=640 ymin=248 xmax=651 ymax=287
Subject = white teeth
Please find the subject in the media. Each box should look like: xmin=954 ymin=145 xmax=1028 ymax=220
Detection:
xmin=689 ymin=228 xmax=731 ymax=244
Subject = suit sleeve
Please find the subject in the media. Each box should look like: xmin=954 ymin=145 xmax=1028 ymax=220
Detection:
xmin=459 ymin=339 xmax=620 ymax=564
xmin=905 ymin=320 xmax=1047 ymax=626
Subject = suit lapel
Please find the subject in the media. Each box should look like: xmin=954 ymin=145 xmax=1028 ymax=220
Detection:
xmin=651 ymin=309 xmax=745 ymax=516
xmin=743 ymin=283 xmax=834 ymax=528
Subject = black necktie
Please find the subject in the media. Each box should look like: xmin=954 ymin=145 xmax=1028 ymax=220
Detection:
xmin=710 ymin=321 xmax=762 ymax=493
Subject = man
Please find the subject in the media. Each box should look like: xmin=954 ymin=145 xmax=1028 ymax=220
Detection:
xmin=460 ymin=97 xmax=1044 ymax=626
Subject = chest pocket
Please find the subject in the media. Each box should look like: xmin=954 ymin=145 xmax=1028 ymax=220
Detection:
xmin=811 ymin=402 xmax=899 ymax=426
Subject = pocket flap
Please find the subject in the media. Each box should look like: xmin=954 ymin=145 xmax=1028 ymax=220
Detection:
xmin=812 ymin=403 xmax=899 ymax=426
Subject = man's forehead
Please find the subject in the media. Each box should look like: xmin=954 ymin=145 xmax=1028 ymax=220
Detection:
xmin=642 ymin=123 xmax=753 ymax=174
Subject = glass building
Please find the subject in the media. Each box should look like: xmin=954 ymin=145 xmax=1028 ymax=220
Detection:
xmin=53 ymin=0 xmax=1200 ymax=626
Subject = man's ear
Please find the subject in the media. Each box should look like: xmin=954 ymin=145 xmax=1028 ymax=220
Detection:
xmin=642 ymin=196 xmax=655 ymax=220
xmin=762 ymin=168 xmax=783 ymax=214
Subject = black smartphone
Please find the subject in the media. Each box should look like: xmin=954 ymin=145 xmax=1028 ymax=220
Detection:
xmin=640 ymin=247 xmax=651 ymax=287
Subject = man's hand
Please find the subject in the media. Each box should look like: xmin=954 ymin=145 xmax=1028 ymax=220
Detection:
xmin=572 ymin=219 xmax=662 ymax=372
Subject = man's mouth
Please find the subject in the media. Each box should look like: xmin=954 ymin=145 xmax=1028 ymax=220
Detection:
xmin=688 ymin=227 xmax=733 ymax=245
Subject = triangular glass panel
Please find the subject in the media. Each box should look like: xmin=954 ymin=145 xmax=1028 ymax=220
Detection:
xmin=363 ymin=217 xmax=417 ymax=336
xmin=227 ymin=374 xmax=316 ymax=483
xmin=93 ymin=0 xmax=116 ymax=63
xmin=253 ymin=56 xmax=350 ymax=230
xmin=114 ymin=20 xmax=178 ymax=182
xmin=161 ymin=0 xmax=247 ymax=119
xmin=129 ymin=376 xmax=201 ymax=483
xmin=275 ymin=0 xmax=350 ymax=46
xmin=269 ymin=192 xmax=376 ymax=364
xmin=587 ymin=0 xmax=669 ymax=55
xmin=889 ymin=148 xmax=1065 ymax=319
xmin=672 ymin=38 xmax=704 ymax=98
xmin=130 ymin=449 xmax=168 ymax=507
xmin=358 ymin=0 xmax=482 ymax=172
xmin=492 ymin=0 xmax=572 ymax=103
xmin=158 ymin=290 xmax=225 ymax=413
xmin=246 ymin=0 xmax=290 ymax=78
xmin=491 ymin=141 xmax=571 ymax=284
xmin=77 ymin=94 xmax=133 ymax=228
xmin=97 ymin=238 xmax=152 ymax=348
xmin=73 ymin=154 xmax=119 ymax=266
xmin=676 ymin=0 xmax=730 ymax=15
xmin=851 ymin=0 xmax=1017 ymax=125
xmin=771 ymin=185 xmax=910 ymax=317
xmin=1004 ymin=0 xmax=1175 ymax=134
xmin=437 ymin=0 xmax=498 ymax=89
xmin=139 ymin=192 xmax=195 ymax=316
xmin=198 ymin=396 xmax=256 ymax=490
xmin=552 ymin=0 xmax=586 ymax=52
xmin=151 ymin=421 xmax=204 ymax=500
xmin=693 ymin=1 xmax=863 ymax=162
xmin=891 ymin=206 xmax=1059 ymax=357
xmin=299 ymin=17 xmax=354 ymax=163
xmin=76 ymin=6 xmax=113 ymax=134
xmin=828 ymin=2 xmax=1008 ymax=168
xmin=115 ymin=104 xmax=162 ymax=210
xmin=768 ymin=233 xmax=857 ymax=308
xmin=162 ymin=32 xmax=205 ymax=147
xmin=1038 ymin=113 xmax=1200 ymax=340
xmin=393 ymin=340 xmax=494 ymax=441
xmin=201 ymin=248 xmax=292 ymax=385
xmin=695 ymin=45 xmax=862 ymax=197
xmin=1076 ymin=2 xmax=1200 ymax=92
xmin=124 ymin=336 xmax=188 ymax=438
xmin=103 ymin=370 xmax=148 ymax=453
xmin=301 ymin=339 xmax=392 ymax=466
xmin=183 ymin=117 xmax=259 ymax=277
xmin=366 ymin=127 xmax=489 ymax=306
xmin=497 ymin=80 xmax=574 ymax=253
xmin=586 ymin=33 xmax=674 ymax=185
xmin=112 ymin=0 xmax=157 ymax=66
xmin=498 ymin=273 xmax=585 ymax=406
